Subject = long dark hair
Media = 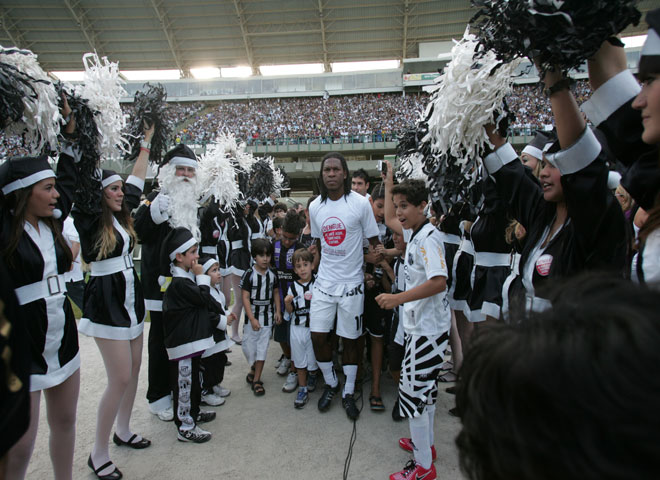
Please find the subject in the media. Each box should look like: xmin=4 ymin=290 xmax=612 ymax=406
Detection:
xmin=2 ymin=186 xmax=72 ymax=270
xmin=318 ymin=152 xmax=351 ymax=202
xmin=95 ymin=188 xmax=137 ymax=260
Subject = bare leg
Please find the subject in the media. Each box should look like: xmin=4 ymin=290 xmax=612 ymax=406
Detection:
xmin=311 ymin=332 xmax=332 ymax=362
xmin=448 ymin=309 xmax=463 ymax=373
xmin=455 ymin=310 xmax=473 ymax=354
xmin=370 ymin=335 xmax=384 ymax=398
xmin=44 ymin=369 xmax=80 ymax=480
xmin=91 ymin=338 xmax=133 ymax=476
xmin=253 ymin=360 xmax=265 ymax=383
xmin=296 ymin=367 xmax=308 ymax=387
xmin=6 ymin=391 xmax=41 ymax=479
xmin=115 ymin=334 xmax=144 ymax=441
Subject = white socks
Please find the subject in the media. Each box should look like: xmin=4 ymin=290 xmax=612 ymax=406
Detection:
xmin=410 ymin=410 xmax=432 ymax=469
xmin=342 ymin=364 xmax=358 ymax=397
xmin=426 ymin=403 xmax=436 ymax=446
xmin=318 ymin=361 xmax=338 ymax=388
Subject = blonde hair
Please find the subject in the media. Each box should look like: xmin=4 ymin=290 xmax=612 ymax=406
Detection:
xmin=94 ymin=192 xmax=137 ymax=260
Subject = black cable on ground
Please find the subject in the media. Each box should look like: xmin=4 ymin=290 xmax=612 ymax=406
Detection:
xmin=343 ymin=378 xmax=367 ymax=480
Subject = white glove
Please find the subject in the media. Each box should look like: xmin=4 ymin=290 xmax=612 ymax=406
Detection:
xmin=150 ymin=193 xmax=171 ymax=225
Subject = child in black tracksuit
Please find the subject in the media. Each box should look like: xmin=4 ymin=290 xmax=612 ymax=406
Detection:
xmin=162 ymin=228 xmax=221 ymax=443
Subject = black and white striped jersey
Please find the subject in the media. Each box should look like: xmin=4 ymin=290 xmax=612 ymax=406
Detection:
xmin=287 ymin=277 xmax=314 ymax=327
xmin=240 ymin=267 xmax=278 ymax=326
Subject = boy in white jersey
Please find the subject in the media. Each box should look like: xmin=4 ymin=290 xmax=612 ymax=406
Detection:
xmin=377 ymin=161 xmax=451 ymax=480
xmin=284 ymin=248 xmax=317 ymax=408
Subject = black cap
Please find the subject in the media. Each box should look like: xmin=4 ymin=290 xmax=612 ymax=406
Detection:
xmin=0 ymin=155 xmax=55 ymax=196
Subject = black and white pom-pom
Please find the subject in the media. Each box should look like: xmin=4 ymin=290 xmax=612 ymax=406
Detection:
xmin=0 ymin=47 xmax=62 ymax=154
xmin=124 ymin=83 xmax=172 ymax=164
xmin=247 ymin=156 xmax=282 ymax=201
xmin=277 ymin=166 xmax=290 ymax=192
xmin=470 ymin=0 xmax=640 ymax=76
xmin=395 ymin=120 xmax=430 ymax=183
xmin=78 ymin=52 xmax=129 ymax=158
xmin=0 ymin=61 xmax=34 ymax=129
xmin=196 ymin=141 xmax=241 ymax=210
xmin=58 ymin=83 xmax=102 ymax=208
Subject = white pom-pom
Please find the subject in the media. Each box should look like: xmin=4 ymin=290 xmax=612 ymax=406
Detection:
xmin=423 ymin=28 xmax=521 ymax=166
xmin=196 ymin=139 xmax=242 ymax=209
xmin=396 ymin=152 xmax=428 ymax=182
xmin=75 ymin=52 xmax=130 ymax=158
xmin=53 ymin=209 xmax=62 ymax=219
xmin=0 ymin=46 xmax=62 ymax=153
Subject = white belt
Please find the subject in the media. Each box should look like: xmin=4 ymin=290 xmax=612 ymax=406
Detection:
xmin=201 ymin=246 xmax=217 ymax=254
xmin=14 ymin=274 xmax=67 ymax=305
xmin=525 ymin=294 xmax=552 ymax=314
xmin=460 ymin=240 xmax=475 ymax=256
xmin=90 ymin=254 xmax=134 ymax=276
xmin=474 ymin=252 xmax=511 ymax=267
xmin=231 ymin=240 xmax=244 ymax=249
xmin=439 ymin=233 xmax=461 ymax=245
xmin=510 ymin=253 xmax=521 ymax=275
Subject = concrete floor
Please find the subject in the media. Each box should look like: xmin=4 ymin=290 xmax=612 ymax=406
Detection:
xmin=26 ymin=323 xmax=466 ymax=479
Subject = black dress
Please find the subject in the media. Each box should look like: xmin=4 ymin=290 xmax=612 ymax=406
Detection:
xmin=74 ymin=175 xmax=145 ymax=340
xmin=2 ymin=148 xmax=79 ymax=391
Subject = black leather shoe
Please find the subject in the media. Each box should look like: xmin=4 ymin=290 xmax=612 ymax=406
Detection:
xmin=391 ymin=399 xmax=403 ymax=422
xmin=88 ymin=455 xmax=123 ymax=480
xmin=342 ymin=393 xmax=360 ymax=421
xmin=112 ymin=433 xmax=151 ymax=449
xmin=317 ymin=382 xmax=341 ymax=412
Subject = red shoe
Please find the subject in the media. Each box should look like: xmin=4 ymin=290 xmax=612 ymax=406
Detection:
xmin=389 ymin=460 xmax=437 ymax=480
xmin=398 ymin=437 xmax=437 ymax=461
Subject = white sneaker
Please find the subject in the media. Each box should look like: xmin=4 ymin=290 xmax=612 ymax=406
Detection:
xmin=213 ymin=385 xmax=231 ymax=397
xmin=276 ymin=357 xmax=291 ymax=376
xmin=282 ymin=371 xmax=298 ymax=392
xmin=156 ymin=406 xmax=174 ymax=422
xmin=201 ymin=392 xmax=225 ymax=406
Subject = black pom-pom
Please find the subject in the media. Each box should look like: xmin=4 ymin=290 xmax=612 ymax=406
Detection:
xmin=247 ymin=158 xmax=276 ymax=201
xmin=58 ymin=83 xmax=104 ymax=210
xmin=124 ymin=83 xmax=172 ymax=165
xmin=0 ymin=61 xmax=35 ymax=130
xmin=470 ymin=0 xmax=641 ymax=76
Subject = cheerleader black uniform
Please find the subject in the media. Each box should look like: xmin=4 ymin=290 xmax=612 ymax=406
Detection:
xmin=199 ymin=201 xmax=221 ymax=260
xmin=163 ymin=266 xmax=219 ymax=430
xmin=448 ymin=221 xmax=475 ymax=317
xmin=582 ymin=69 xmax=660 ymax=286
xmin=483 ymin=130 xmax=627 ymax=318
xmin=216 ymin=211 xmax=231 ymax=276
xmin=227 ymin=210 xmax=251 ymax=276
xmin=200 ymin=284 xmax=232 ymax=392
xmin=2 ymin=149 xmax=79 ymax=391
xmin=75 ymin=174 xmax=146 ymax=339
xmin=467 ymin=177 xmax=512 ymax=322
xmin=438 ymin=203 xmax=464 ymax=291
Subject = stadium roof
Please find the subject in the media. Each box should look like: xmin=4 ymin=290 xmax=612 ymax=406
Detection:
xmin=1 ymin=0 xmax=657 ymax=76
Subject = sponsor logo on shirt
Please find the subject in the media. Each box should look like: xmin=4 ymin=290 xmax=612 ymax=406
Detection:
xmin=321 ymin=217 xmax=346 ymax=247
xmin=304 ymin=290 xmax=313 ymax=301
xmin=536 ymin=254 xmax=553 ymax=276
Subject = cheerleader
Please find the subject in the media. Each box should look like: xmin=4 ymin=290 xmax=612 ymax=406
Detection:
xmin=226 ymin=203 xmax=252 ymax=344
xmin=2 ymin=107 xmax=80 ymax=479
xmin=74 ymin=124 xmax=153 ymax=479
xmin=582 ymin=11 xmax=660 ymax=289
xmin=483 ymin=63 xmax=627 ymax=318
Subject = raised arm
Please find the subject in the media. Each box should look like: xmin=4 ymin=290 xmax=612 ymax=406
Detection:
xmin=382 ymin=160 xmax=403 ymax=236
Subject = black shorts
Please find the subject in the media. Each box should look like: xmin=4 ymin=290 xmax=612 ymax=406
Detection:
xmin=273 ymin=319 xmax=290 ymax=344
xmin=364 ymin=288 xmax=387 ymax=337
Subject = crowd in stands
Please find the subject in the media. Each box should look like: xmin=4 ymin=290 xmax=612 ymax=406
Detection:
xmin=0 ymin=82 xmax=595 ymax=156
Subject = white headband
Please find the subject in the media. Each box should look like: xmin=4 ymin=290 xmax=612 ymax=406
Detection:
xmin=642 ymin=29 xmax=660 ymax=56
xmin=169 ymin=237 xmax=197 ymax=261
xmin=521 ymin=145 xmax=543 ymax=160
xmin=169 ymin=156 xmax=197 ymax=169
xmin=102 ymin=174 xmax=123 ymax=188
xmin=202 ymin=258 xmax=218 ymax=273
xmin=2 ymin=169 xmax=55 ymax=195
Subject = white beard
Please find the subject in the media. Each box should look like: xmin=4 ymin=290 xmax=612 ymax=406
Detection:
xmin=157 ymin=163 xmax=201 ymax=240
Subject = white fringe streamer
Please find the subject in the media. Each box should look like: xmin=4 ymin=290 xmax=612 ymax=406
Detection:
xmin=197 ymin=141 xmax=242 ymax=210
xmin=1 ymin=46 xmax=62 ymax=153
xmin=396 ymin=152 xmax=428 ymax=182
xmin=423 ymin=28 xmax=521 ymax=165
xmin=76 ymin=52 xmax=129 ymax=158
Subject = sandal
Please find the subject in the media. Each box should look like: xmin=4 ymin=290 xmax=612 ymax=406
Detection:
xmin=112 ymin=432 xmax=151 ymax=449
xmin=369 ymin=395 xmax=386 ymax=412
xmin=246 ymin=365 xmax=255 ymax=384
xmin=88 ymin=455 xmax=123 ymax=480
xmin=252 ymin=380 xmax=265 ymax=396
xmin=438 ymin=371 xmax=458 ymax=382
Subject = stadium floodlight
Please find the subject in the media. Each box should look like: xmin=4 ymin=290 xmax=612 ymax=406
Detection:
xmin=191 ymin=67 xmax=221 ymax=79
xmin=331 ymin=60 xmax=400 ymax=73
xmin=260 ymin=63 xmax=324 ymax=76
xmin=622 ymin=35 xmax=647 ymax=49
xmin=120 ymin=69 xmax=181 ymax=80
xmin=50 ymin=71 xmax=86 ymax=81
xmin=221 ymin=66 xmax=252 ymax=78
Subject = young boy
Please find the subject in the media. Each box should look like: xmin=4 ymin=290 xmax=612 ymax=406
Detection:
xmin=284 ymin=248 xmax=318 ymax=408
xmin=198 ymin=256 xmax=237 ymax=406
xmin=161 ymin=228 xmax=221 ymax=444
xmin=377 ymin=162 xmax=451 ymax=480
xmin=240 ymin=238 xmax=282 ymax=396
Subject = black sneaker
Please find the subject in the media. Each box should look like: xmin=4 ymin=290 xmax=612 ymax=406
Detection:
xmin=196 ymin=410 xmax=216 ymax=423
xmin=392 ymin=399 xmax=403 ymax=422
xmin=317 ymin=382 xmax=341 ymax=412
xmin=177 ymin=426 xmax=212 ymax=443
xmin=342 ymin=393 xmax=360 ymax=421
